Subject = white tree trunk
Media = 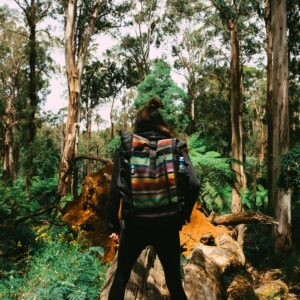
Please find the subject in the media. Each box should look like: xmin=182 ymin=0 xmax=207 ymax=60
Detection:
xmin=58 ymin=0 xmax=105 ymax=197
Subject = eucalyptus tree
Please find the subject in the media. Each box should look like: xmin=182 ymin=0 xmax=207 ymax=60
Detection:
xmin=0 ymin=7 xmax=27 ymax=184
xmin=13 ymin=0 xmax=51 ymax=187
xmin=58 ymin=0 xmax=130 ymax=197
xmin=209 ymin=0 xmax=263 ymax=215
xmin=271 ymin=0 xmax=291 ymax=254
xmin=287 ymin=0 xmax=300 ymax=145
xmin=262 ymin=0 xmax=274 ymax=211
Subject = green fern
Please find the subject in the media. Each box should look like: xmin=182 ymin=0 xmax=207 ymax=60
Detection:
xmin=188 ymin=133 xmax=233 ymax=213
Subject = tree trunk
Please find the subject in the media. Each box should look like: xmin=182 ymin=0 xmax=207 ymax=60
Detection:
xmin=264 ymin=0 xmax=274 ymax=209
xmin=2 ymin=93 xmax=16 ymax=185
xmin=58 ymin=0 xmax=104 ymax=197
xmin=86 ymin=104 xmax=92 ymax=175
xmin=186 ymin=75 xmax=197 ymax=134
xmin=271 ymin=0 xmax=291 ymax=253
xmin=25 ymin=0 xmax=38 ymax=188
xmin=110 ymin=97 xmax=116 ymax=139
xmin=229 ymin=20 xmax=246 ymax=213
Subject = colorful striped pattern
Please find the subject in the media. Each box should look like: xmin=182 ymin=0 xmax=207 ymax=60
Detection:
xmin=131 ymin=134 xmax=178 ymax=208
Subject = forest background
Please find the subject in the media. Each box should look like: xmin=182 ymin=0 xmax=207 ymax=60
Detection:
xmin=0 ymin=0 xmax=299 ymax=299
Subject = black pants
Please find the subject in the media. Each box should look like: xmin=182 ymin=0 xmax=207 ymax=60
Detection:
xmin=108 ymin=227 xmax=187 ymax=300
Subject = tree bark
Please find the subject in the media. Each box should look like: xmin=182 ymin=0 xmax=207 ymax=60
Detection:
xmin=229 ymin=19 xmax=246 ymax=213
xmin=186 ymin=73 xmax=197 ymax=134
xmin=264 ymin=0 xmax=274 ymax=209
xmin=2 ymin=91 xmax=16 ymax=185
xmin=211 ymin=212 xmax=277 ymax=226
xmin=110 ymin=97 xmax=116 ymax=139
xmin=58 ymin=0 xmax=104 ymax=197
xmin=86 ymin=103 xmax=92 ymax=175
xmin=271 ymin=0 xmax=291 ymax=253
xmin=22 ymin=0 xmax=38 ymax=188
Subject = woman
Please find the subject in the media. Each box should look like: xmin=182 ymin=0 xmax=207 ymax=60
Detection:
xmin=107 ymin=98 xmax=200 ymax=300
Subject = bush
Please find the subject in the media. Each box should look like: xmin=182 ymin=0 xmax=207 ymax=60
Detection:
xmin=0 ymin=227 xmax=108 ymax=300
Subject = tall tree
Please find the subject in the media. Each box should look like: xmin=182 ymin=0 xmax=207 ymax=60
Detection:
xmin=0 ymin=8 xmax=27 ymax=184
xmin=58 ymin=0 xmax=130 ymax=197
xmin=58 ymin=0 xmax=105 ymax=196
xmin=271 ymin=0 xmax=291 ymax=253
xmin=211 ymin=0 xmax=248 ymax=214
xmin=14 ymin=0 xmax=50 ymax=186
xmin=262 ymin=0 xmax=274 ymax=209
xmin=287 ymin=0 xmax=300 ymax=145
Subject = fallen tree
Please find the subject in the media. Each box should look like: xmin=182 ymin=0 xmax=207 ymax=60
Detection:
xmin=100 ymin=233 xmax=246 ymax=300
xmin=62 ymin=165 xmax=293 ymax=299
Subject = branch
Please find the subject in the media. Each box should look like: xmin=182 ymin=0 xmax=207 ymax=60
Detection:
xmin=210 ymin=212 xmax=278 ymax=226
xmin=14 ymin=202 xmax=58 ymax=225
xmin=14 ymin=0 xmax=28 ymax=16
xmin=0 ymin=23 xmax=28 ymax=38
xmin=77 ymin=0 xmax=105 ymax=78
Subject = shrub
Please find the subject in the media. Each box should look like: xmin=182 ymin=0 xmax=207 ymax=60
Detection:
xmin=0 ymin=227 xmax=108 ymax=300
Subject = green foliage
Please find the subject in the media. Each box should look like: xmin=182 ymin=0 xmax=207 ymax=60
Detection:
xmin=241 ymin=185 xmax=268 ymax=211
xmin=279 ymin=147 xmax=300 ymax=192
xmin=32 ymin=131 xmax=60 ymax=179
xmin=193 ymin=66 xmax=231 ymax=155
xmin=188 ymin=133 xmax=233 ymax=213
xmin=0 ymin=227 xmax=108 ymax=300
xmin=19 ymin=128 xmax=60 ymax=179
xmin=107 ymin=136 xmax=121 ymax=158
xmin=0 ymin=177 xmax=58 ymax=270
xmin=134 ymin=60 xmax=189 ymax=132
xmin=17 ymin=125 xmax=60 ymax=179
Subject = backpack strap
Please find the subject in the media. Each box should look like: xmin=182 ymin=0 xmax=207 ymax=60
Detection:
xmin=119 ymin=130 xmax=133 ymax=158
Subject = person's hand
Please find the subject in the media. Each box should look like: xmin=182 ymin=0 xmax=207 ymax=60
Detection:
xmin=109 ymin=233 xmax=119 ymax=243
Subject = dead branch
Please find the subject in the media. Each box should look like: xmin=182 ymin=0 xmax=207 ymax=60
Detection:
xmin=210 ymin=212 xmax=278 ymax=226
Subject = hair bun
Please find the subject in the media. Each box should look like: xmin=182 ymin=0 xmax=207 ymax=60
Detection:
xmin=149 ymin=98 xmax=164 ymax=109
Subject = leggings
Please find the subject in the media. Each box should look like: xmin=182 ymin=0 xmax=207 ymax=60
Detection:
xmin=108 ymin=227 xmax=187 ymax=300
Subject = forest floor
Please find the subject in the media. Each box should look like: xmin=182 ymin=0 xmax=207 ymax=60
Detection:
xmin=184 ymin=208 xmax=300 ymax=298
xmin=235 ymin=223 xmax=300 ymax=299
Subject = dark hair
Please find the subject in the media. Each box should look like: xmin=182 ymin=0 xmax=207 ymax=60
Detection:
xmin=134 ymin=98 xmax=172 ymax=137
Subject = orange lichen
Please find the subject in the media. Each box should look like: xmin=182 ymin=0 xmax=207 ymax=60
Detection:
xmin=62 ymin=160 xmax=117 ymax=263
xmin=180 ymin=204 xmax=229 ymax=256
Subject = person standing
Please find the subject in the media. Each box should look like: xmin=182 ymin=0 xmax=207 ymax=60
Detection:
xmin=107 ymin=98 xmax=200 ymax=300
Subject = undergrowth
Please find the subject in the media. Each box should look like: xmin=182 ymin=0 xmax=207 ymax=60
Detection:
xmin=0 ymin=178 xmax=108 ymax=300
xmin=0 ymin=226 xmax=108 ymax=300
